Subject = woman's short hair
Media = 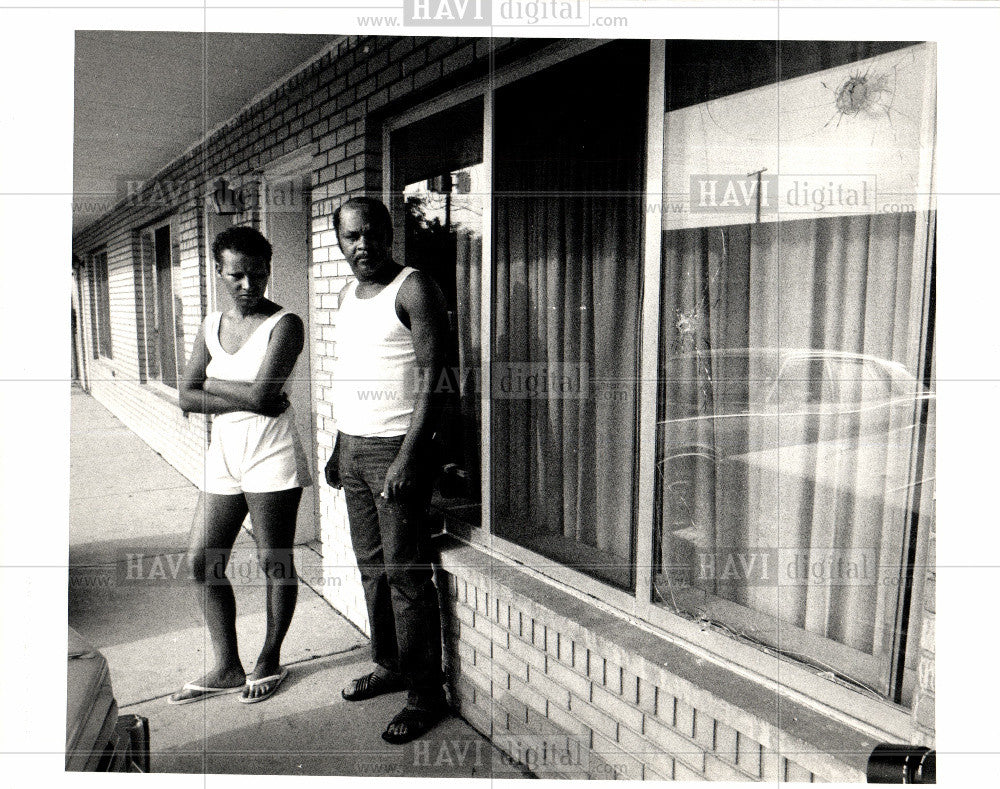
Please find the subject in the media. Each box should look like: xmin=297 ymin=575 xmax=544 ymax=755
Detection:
xmin=211 ymin=226 xmax=273 ymax=268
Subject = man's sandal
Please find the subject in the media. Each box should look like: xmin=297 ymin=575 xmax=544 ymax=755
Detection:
xmin=341 ymin=671 xmax=405 ymax=701
xmin=381 ymin=703 xmax=448 ymax=744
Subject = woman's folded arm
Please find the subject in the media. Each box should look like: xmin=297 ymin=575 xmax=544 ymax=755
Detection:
xmin=178 ymin=323 xmax=245 ymax=415
xmin=180 ymin=313 xmax=304 ymax=417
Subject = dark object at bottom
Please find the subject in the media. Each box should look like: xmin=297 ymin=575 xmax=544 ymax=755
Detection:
xmin=117 ymin=714 xmax=150 ymax=773
xmin=867 ymin=744 xmax=935 ymax=783
xmin=91 ymin=714 xmax=150 ymax=772
xmin=67 ymin=627 xmax=151 ymax=772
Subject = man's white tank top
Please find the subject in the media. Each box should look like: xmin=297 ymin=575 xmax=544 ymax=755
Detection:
xmin=333 ymin=266 xmax=418 ymax=437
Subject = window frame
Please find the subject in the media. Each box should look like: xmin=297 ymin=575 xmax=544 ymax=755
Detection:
xmin=383 ymin=37 xmax=644 ymax=615
xmin=90 ymin=248 xmax=113 ymax=360
xmin=646 ymin=41 xmax=936 ymax=715
xmin=381 ymin=38 xmax=931 ymax=740
xmin=137 ymin=215 xmax=183 ymax=391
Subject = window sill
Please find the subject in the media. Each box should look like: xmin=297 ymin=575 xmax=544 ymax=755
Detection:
xmin=434 ymin=534 xmax=913 ymax=781
xmin=141 ymin=381 xmax=181 ymax=408
xmin=91 ymin=356 xmax=116 ymax=375
xmin=429 ymin=492 xmax=480 ymax=530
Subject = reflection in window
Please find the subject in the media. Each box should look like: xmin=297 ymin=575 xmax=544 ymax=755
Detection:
xmin=772 ymin=358 xmax=826 ymax=409
xmin=392 ymin=97 xmax=484 ymax=518
xmin=653 ymin=42 xmax=935 ymax=702
xmin=403 ymin=166 xmax=484 ymax=506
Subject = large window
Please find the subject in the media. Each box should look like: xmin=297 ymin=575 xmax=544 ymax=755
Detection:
xmin=138 ymin=218 xmax=183 ymax=388
xmin=653 ymin=41 xmax=935 ymax=703
xmin=491 ymin=41 xmax=649 ymax=589
xmin=386 ymin=38 xmax=935 ymax=717
xmin=90 ymin=249 xmax=112 ymax=359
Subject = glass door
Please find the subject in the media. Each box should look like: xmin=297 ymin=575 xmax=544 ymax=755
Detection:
xmin=389 ymin=96 xmax=485 ymax=527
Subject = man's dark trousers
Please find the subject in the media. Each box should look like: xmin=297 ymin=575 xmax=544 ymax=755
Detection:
xmin=337 ymin=431 xmax=444 ymax=707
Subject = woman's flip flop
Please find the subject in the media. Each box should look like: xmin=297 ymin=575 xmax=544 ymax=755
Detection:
xmin=239 ymin=666 xmax=289 ymax=704
xmin=167 ymin=681 xmax=246 ymax=705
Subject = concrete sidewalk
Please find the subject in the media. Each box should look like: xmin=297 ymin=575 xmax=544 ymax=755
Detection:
xmin=69 ymin=386 xmax=522 ymax=777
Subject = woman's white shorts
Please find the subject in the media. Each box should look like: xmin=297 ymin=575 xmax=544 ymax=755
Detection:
xmin=202 ymin=408 xmax=313 ymax=495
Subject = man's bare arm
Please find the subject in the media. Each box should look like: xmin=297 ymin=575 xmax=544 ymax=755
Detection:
xmin=382 ymin=270 xmax=449 ymax=500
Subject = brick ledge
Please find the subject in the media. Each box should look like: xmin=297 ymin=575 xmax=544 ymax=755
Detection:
xmin=435 ymin=535 xmax=879 ymax=782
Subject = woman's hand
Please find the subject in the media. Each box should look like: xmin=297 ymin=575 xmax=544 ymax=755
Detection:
xmin=201 ymin=377 xmax=289 ymax=416
xmin=258 ymin=391 xmax=290 ymax=417
xmin=180 ymin=312 xmax=303 ymax=417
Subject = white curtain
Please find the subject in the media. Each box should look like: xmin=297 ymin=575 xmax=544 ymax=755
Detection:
xmin=454 ymin=226 xmax=482 ymax=490
xmin=491 ymin=41 xmax=648 ymax=584
xmin=657 ymin=212 xmax=928 ymax=658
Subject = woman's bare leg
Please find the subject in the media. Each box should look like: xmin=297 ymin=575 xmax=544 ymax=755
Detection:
xmin=243 ymin=487 xmax=301 ymax=699
xmin=169 ymin=492 xmax=248 ymax=700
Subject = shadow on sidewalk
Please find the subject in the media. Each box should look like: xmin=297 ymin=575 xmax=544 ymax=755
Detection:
xmin=131 ymin=650 xmax=526 ymax=778
xmin=67 ymin=387 xmax=520 ymax=778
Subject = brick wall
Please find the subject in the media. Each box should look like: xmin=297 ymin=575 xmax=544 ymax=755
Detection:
xmin=74 ymin=167 xmax=208 ymax=482
xmin=294 ymin=34 xmax=528 ymax=623
xmin=76 ymin=223 xmax=209 ymax=483
xmin=437 ymin=543 xmax=876 ymax=782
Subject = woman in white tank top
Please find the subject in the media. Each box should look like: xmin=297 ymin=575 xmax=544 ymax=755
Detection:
xmin=169 ymin=227 xmax=310 ymax=706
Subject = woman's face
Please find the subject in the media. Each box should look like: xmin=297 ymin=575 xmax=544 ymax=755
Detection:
xmin=217 ymin=248 xmax=269 ymax=313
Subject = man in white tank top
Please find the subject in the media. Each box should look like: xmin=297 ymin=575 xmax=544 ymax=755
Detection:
xmin=324 ymin=197 xmax=450 ymax=744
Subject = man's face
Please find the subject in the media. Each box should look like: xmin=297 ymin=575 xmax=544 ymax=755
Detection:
xmin=216 ymin=248 xmax=269 ymax=312
xmin=336 ymin=205 xmax=392 ymax=281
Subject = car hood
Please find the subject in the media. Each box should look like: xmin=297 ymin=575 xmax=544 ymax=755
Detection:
xmin=66 ymin=627 xmax=115 ymax=763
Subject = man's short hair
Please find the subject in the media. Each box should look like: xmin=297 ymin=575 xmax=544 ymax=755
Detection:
xmin=211 ymin=226 xmax=273 ymax=268
xmin=333 ymin=196 xmax=393 ymax=239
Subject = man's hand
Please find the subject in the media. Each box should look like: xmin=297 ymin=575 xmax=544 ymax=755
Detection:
xmin=382 ymin=454 xmax=417 ymax=501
